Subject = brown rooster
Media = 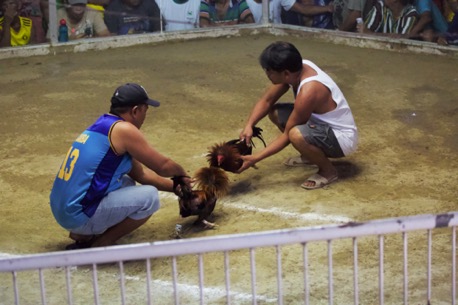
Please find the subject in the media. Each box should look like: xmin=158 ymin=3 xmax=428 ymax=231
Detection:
xmin=173 ymin=167 xmax=229 ymax=230
xmin=207 ymin=126 xmax=266 ymax=173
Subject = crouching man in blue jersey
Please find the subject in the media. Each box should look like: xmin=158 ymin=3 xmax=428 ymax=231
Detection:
xmin=50 ymin=83 xmax=191 ymax=250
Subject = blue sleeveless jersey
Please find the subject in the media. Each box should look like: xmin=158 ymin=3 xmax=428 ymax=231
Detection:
xmin=50 ymin=114 xmax=132 ymax=230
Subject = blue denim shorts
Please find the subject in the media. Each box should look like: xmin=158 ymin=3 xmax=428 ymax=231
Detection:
xmin=71 ymin=176 xmax=160 ymax=235
xmin=275 ymin=103 xmax=344 ymax=158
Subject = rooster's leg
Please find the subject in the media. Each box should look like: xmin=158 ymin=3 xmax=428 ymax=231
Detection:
xmin=171 ymin=224 xmax=183 ymax=239
xmin=201 ymin=219 xmax=218 ymax=229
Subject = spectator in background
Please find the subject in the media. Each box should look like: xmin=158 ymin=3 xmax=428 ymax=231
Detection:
xmin=433 ymin=6 xmax=457 ymax=44
xmin=40 ymin=0 xmax=110 ymax=34
xmin=444 ymin=0 xmax=457 ymax=22
xmin=19 ymin=0 xmax=46 ymax=42
xmin=409 ymin=0 xmax=448 ymax=40
xmin=87 ymin=0 xmax=111 ymax=12
xmin=104 ymin=0 xmax=161 ymax=35
xmin=329 ymin=0 xmax=346 ymax=28
xmin=0 ymin=0 xmax=36 ymax=46
xmin=47 ymin=0 xmax=110 ymax=40
xmin=156 ymin=0 xmax=200 ymax=31
xmin=307 ymin=0 xmax=372 ymax=30
xmin=199 ymin=0 xmax=255 ymax=27
xmin=39 ymin=0 xmax=53 ymax=33
xmin=357 ymin=0 xmax=418 ymax=37
xmin=280 ymin=0 xmax=305 ymax=25
xmin=308 ymin=0 xmax=335 ymax=28
xmin=338 ymin=0 xmax=375 ymax=31
xmin=282 ymin=0 xmax=346 ymax=29
xmin=246 ymin=0 xmax=333 ymax=24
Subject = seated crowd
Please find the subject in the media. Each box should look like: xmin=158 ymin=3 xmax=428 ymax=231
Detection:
xmin=0 ymin=0 xmax=457 ymax=47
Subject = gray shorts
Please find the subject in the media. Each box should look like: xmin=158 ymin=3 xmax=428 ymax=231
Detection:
xmin=276 ymin=103 xmax=344 ymax=158
xmin=71 ymin=176 xmax=160 ymax=235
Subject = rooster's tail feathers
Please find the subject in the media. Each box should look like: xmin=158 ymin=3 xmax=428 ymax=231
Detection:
xmin=252 ymin=126 xmax=266 ymax=148
xmin=194 ymin=167 xmax=229 ymax=198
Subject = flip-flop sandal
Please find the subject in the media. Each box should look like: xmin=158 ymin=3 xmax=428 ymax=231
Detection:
xmin=301 ymin=173 xmax=338 ymax=190
xmin=283 ymin=156 xmax=314 ymax=167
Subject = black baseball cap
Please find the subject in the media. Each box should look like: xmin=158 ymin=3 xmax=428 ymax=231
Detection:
xmin=111 ymin=83 xmax=160 ymax=108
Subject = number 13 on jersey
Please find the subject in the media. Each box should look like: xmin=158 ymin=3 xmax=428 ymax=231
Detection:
xmin=57 ymin=147 xmax=80 ymax=181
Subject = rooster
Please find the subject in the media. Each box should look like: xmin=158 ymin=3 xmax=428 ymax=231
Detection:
xmin=207 ymin=126 xmax=266 ymax=173
xmin=173 ymin=167 xmax=229 ymax=231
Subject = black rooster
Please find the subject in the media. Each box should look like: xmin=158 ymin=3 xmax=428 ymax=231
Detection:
xmin=207 ymin=126 xmax=266 ymax=173
xmin=173 ymin=167 xmax=229 ymax=230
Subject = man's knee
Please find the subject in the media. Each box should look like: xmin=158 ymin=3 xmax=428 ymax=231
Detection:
xmin=137 ymin=186 xmax=160 ymax=216
xmin=288 ymin=127 xmax=305 ymax=144
xmin=268 ymin=108 xmax=278 ymax=124
xmin=268 ymin=109 xmax=286 ymax=131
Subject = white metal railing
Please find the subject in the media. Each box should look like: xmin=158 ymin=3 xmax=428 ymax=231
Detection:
xmin=0 ymin=212 xmax=457 ymax=305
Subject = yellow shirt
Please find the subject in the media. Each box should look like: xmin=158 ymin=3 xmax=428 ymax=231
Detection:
xmin=0 ymin=16 xmax=33 ymax=46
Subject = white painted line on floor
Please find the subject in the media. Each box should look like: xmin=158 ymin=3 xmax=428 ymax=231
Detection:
xmin=121 ymin=275 xmax=277 ymax=302
xmin=149 ymin=278 xmax=277 ymax=303
xmin=159 ymin=191 xmax=179 ymax=200
xmin=159 ymin=192 xmax=351 ymax=223
xmin=225 ymin=202 xmax=352 ymax=223
xmin=192 ymin=153 xmax=208 ymax=159
xmin=0 ymin=252 xmax=19 ymax=259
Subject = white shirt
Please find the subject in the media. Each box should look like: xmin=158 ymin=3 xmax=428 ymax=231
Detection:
xmin=246 ymin=0 xmax=295 ymax=23
xmin=156 ymin=0 xmax=200 ymax=31
xmin=297 ymin=60 xmax=358 ymax=156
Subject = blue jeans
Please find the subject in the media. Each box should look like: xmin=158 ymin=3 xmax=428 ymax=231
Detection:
xmin=71 ymin=176 xmax=160 ymax=235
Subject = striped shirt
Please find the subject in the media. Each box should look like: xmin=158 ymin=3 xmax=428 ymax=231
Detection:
xmin=199 ymin=0 xmax=253 ymax=26
xmin=365 ymin=0 xmax=418 ymax=34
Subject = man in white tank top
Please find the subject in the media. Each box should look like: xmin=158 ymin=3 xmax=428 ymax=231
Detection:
xmin=237 ymin=41 xmax=358 ymax=190
xmin=156 ymin=0 xmax=200 ymax=31
xmin=245 ymin=0 xmax=334 ymax=24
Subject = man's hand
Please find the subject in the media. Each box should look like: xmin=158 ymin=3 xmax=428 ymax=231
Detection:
xmin=239 ymin=126 xmax=254 ymax=147
xmin=171 ymin=175 xmax=192 ymax=198
xmin=236 ymin=155 xmax=257 ymax=173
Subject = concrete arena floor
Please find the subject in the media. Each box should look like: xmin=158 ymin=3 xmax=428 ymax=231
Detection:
xmin=0 ymin=34 xmax=457 ymax=304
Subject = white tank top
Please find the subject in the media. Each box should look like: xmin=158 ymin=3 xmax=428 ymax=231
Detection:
xmin=297 ymin=60 xmax=358 ymax=156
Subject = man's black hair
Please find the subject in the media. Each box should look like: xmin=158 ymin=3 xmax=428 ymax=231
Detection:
xmin=259 ymin=41 xmax=303 ymax=73
xmin=109 ymin=105 xmax=133 ymax=116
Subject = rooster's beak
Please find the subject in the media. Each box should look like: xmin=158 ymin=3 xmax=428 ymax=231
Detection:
xmin=217 ymin=155 xmax=224 ymax=166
